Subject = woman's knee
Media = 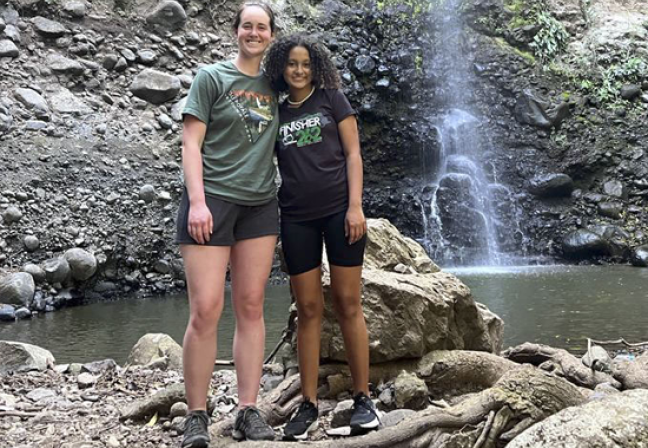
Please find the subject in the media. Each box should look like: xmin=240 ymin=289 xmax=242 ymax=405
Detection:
xmin=332 ymin=294 xmax=363 ymax=321
xmin=188 ymin=298 xmax=223 ymax=334
xmin=234 ymin=292 xmax=265 ymax=322
xmin=296 ymin=297 xmax=323 ymax=321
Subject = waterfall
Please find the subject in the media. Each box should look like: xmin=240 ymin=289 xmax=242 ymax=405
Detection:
xmin=420 ymin=0 xmax=525 ymax=266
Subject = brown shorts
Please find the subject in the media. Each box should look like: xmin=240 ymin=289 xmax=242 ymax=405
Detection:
xmin=175 ymin=191 xmax=279 ymax=246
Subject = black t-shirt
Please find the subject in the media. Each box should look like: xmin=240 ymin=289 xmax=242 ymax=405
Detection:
xmin=276 ymin=89 xmax=356 ymax=222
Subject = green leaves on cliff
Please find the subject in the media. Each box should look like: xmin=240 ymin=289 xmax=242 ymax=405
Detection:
xmin=529 ymin=11 xmax=569 ymax=61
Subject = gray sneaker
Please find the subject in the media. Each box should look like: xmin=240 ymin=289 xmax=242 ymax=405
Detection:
xmin=350 ymin=393 xmax=381 ymax=432
xmin=182 ymin=410 xmax=210 ymax=448
xmin=232 ymin=406 xmax=275 ymax=441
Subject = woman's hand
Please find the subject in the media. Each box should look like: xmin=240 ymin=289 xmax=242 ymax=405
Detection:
xmin=188 ymin=202 xmax=213 ymax=245
xmin=345 ymin=205 xmax=366 ymax=245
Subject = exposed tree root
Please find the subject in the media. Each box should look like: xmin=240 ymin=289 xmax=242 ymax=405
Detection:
xmin=503 ymin=342 xmax=620 ymax=389
xmin=212 ymin=365 xmax=585 ymax=448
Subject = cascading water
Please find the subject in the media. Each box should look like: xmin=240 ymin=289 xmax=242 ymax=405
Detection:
xmin=419 ymin=0 xmax=525 ymax=266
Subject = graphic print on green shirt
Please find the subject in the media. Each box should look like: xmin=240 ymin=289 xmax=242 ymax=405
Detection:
xmin=278 ymin=113 xmax=329 ymax=148
xmin=228 ymin=89 xmax=275 ymax=143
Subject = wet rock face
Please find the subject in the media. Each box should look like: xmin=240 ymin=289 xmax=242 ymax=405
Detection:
xmin=528 ymin=174 xmax=574 ymax=198
xmin=562 ymin=230 xmax=611 ymax=259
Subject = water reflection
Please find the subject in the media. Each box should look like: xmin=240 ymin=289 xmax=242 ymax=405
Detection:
xmin=1 ymin=266 xmax=647 ymax=363
xmin=0 ymin=286 xmax=292 ymax=365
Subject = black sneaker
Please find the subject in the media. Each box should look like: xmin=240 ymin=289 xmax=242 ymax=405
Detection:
xmin=232 ymin=406 xmax=275 ymax=441
xmin=182 ymin=410 xmax=210 ymax=448
xmin=350 ymin=393 xmax=381 ymax=432
xmin=283 ymin=400 xmax=319 ymax=441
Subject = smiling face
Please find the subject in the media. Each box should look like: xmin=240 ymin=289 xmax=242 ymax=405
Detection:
xmin=283 ymin=45 xmax=313 ymax=93
xmin=235 ymin=5 xmax=274 ymax=59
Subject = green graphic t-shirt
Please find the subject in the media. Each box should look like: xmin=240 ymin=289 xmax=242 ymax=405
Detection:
xmin=183 ymin=61 xmax=279 ymax=205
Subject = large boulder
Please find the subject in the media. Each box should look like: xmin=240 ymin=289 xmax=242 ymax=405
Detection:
xmin=318 ymin=219 xmax=502 ymax=364
xmin=528 ymin=174 xmax=574 ymax=198
xmin=514 ymin=89 xmax=570 ymax=129
xmin=127 ymin=333 xmax=183 ymax=370
xmin=0 ymin=272 xmax=35 ymax=307
xmin=145 ymin=0 xmax=187 ymax=31
xmin=14 ymin=88 xmax=49 ymax=117
xmin=32 ymin=17 xmax=69 ymax=38
xmin=46 ymin=53 xmax=85 ymax=75
xmin=0 ymin=39 xmax=19 ymax=58
xmin=508 ymin=389 xmax=648 ymax=447
xmin=49 ymin=88 xmax=92 ymax=116
xmin=129 ymin=69 xmax=181 ymax=104
xmin=63 ymin=248 xmax=97 ymax=281
xmin=42 ymin=257 xmax=71 ymax=284
xmin=562 ymin=229 xmax=611 ymax=259
xmin=0 ymin=341 xmax=55 ymax=374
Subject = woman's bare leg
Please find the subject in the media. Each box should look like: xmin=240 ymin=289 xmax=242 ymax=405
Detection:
xmin=290 ymin=267 xmax=324 ymax=403
xmin=329 ymin=265 xmax=369 ymax=395
xmin=181 ymin=244 xmax=231 ymax=410
xmin=229 ymin=235 xmax=277 ymax=407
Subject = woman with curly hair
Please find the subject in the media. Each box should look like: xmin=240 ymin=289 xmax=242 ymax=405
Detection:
xmin=265 ymin=34 xmax=379 ymax=441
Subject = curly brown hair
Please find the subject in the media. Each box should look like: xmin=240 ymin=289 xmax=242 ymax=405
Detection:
xmin=264 ymin=34 xmax=341 ymax=92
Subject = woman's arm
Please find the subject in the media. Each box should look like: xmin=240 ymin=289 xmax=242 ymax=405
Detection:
xmin=338 ymin=115 xmax=366 ymax=244
xmin=182 ymin=115 xmax=212 ymax=244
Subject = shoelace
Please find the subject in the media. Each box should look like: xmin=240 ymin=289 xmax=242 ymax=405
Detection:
xmin=354 ymin=395 xmax=381 ymax=421
xmin=291 ymin=401 xmax=316 ymax=423
xmin=186 ymin=412 xmax=209 ymax=433
xmin=242 ymin=407 xmax=269 ymax=430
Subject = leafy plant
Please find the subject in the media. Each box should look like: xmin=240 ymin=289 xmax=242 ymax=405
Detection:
xmin=529 ymin=11 xmax=569 ymax=61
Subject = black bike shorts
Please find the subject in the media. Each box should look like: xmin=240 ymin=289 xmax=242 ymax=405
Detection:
xmin=281 ymin=210 xmax=366 ymax=276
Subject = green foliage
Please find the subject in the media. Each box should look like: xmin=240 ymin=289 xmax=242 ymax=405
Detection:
xmin=375 ymin=0 xmax=431 ymax=16
xmin=529 ymin=11 xmax=569 ymax=61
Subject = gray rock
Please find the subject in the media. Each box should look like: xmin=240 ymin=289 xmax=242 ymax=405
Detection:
xmin=351 ymin=55 xmax=376 ymax=75
xmin=130 ymin=69 xmax=181 ymax=104
xmin=77 ymin=372 xmax=97 ymax=388
xmin=32 ymin=17 xmax=69 ymax=38
xmin=597 ymin=202 xmax=623 ymax=219
xmin=394 ymin=370 xmax=428 ymax=409
xmin=49 ymin=88 xmax=92 ymax=116
xmin=507 ymin=389 xmax=648 ymax=448
xmin=171 ymin=97 xmax=188 ymax=122
xmin=27 ymin=388 xmax=57 ymax=402
xmin=154 ymin=260 xmax=171 ymax=274
xmin=63 ymin=1 xmax=87 ymax=18
xmin=63 ymin=248 xmax=97 ymax=281
xmin=137 ymin=49 xmax=157 ymax=65
xmin=46 ymin=53 xmax=85 ymax=75
xmin=620 ymin=84 xmax=641 ymax=100
xmin=602 ymin=180 xmax=627 ymax=200
xmin=0 ymin=272 xmax=35 ymax=306
xmin=631 ymin=244 xmax=648 ymax=267
xmin=514 ymin=89 xmax=570 ymax=129
xmin=102 ymin=54 xmax=118 ymax=70
xmin=2 ymin=206 xmax=23 ymax=224
xmin=4 ymin=24 xmax=21 ymax=43
xmin=581 ymin=345 xmax=612 ymax=372
xmin=145 ymin=1 xmax=187 ymax=31
xmin=43 ymin=257 xmax=71 ymax=284
xmin=139 ymin=184 xmax=156 ymax=202
xmin=25 ymin=120 xmax=48 ymax=130
xmin=529 ymin=173 xmax=574 ymax=198
xmin=562 ymin=230 xmax=611 ymax=259
xmin=0 ymin=305 xmax=15 ymax=321
xmin=0 ymin=39 xmax=19 ymax=58
xmin=22 ymin=263 xmax=46 ymax=283
xmin=177 ymin=74 xmax=193 ymax=88
xmin=113 ymin=57 xmax=128 ymax=72
xmin=127 ymin=333 xmax=183 ymax=370
xmin=316 ymin=219 xmax=501 ymax=364
xmin=0 ymin=341 xmax=55 ymax=374
xmin=0 ymin=17 xmax=4 ymax=33
xmin=158 ymin=113 xmax=173 ymax=129
xmin=23 ymin=235 xmax=40 ymax=252
xmin=262 ymin=375 xmax=284 ymax=392
xmin=120 ymin=48 xmax=136 ymax=63
xmin=169 ymin=402 xmax=188 ymax=418
xmin=330 ymin=399 xmax=354 ymax=428
xmin=14 ymin=307 xmax=31 ymax=319
xmin=82 ymin=359 xmax=117 ymax=374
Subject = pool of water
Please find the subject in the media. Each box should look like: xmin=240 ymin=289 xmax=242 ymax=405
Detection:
xmin=1 ymin=265 xmax=646 ymax=364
